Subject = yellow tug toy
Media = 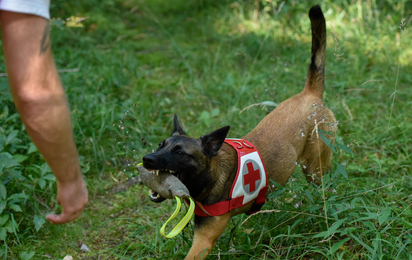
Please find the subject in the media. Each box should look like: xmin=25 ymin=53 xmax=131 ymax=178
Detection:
xmin=137 ymin=163 xmax=195 ymax=238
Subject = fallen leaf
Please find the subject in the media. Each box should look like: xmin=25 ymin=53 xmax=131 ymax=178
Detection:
xmin=66 ymin=16 xmax=89 ymax=27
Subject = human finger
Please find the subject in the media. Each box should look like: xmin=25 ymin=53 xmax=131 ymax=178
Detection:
xmin=45 ymin=209 xmax=83 ymax=224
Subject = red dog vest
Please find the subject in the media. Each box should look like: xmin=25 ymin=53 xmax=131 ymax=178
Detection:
xmin=193 ymin=139 xmax=267 ymax=217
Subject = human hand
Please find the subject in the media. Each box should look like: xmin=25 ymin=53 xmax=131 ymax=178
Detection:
xmin=46 ymin=176 xmax=88 ymax=224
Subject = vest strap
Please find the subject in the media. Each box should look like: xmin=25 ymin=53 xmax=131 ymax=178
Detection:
xmin=192 ymin=139 xmax=267 ymax=217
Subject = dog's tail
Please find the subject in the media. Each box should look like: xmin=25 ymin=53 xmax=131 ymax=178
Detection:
xmin=304 ymin=5 xmax=326 ymax=98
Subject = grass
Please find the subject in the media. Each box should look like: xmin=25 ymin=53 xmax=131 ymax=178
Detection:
xmin=0 ymin=0 xmax=411 ymax=259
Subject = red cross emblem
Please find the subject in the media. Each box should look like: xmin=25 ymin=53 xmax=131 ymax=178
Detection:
xmin=243 ymin=161 xmax=261 ymax=193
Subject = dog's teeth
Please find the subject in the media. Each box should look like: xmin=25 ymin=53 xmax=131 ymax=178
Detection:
xmin=149 ymin=169 xmax=159 ymax=175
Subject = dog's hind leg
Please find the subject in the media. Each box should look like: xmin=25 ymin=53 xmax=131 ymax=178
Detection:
xmin=300 ymin=120 xmax=336 ymax=184
xmin=185 ymin=213 xmax=231 ymax=260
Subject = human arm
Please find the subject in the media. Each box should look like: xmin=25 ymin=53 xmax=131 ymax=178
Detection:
xmin=0 ymin=11 xmax=88 ymax=224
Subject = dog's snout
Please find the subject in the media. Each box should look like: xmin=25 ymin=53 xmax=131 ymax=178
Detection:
xmin=143 ymin=154 xmax=156 ymax=166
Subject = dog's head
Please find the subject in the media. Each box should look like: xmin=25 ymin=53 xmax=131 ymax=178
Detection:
xmin=143 ymin=114 xmax=230 ymax=202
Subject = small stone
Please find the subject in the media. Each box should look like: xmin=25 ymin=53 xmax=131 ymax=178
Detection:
xmin=80 ymin=243 xmax=90 ymax=252
xmin=63 ymin=256 xmax=73 ymax=260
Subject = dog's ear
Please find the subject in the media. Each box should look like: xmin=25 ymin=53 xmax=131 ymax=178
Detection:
xmin=172 ymin=114 xmax=187 ymax=136
xmin=200 ymin=126 xmax=230 ymax=158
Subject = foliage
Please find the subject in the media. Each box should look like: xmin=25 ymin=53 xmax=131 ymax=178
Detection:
xmin=0 ymin=92 xmax=58 ymax=258
xmin=0 ymin=0 xmax=411 ymax=258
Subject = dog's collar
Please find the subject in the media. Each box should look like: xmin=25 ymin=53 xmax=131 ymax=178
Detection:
xmin=191 ymin=138 xmax=268 ymax=217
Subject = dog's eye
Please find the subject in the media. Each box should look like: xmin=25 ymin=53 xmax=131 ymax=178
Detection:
xmin=158 ymin=141 xmax=164 ymax=148
xmin=176 ymin=151 xmax=184 ymax=155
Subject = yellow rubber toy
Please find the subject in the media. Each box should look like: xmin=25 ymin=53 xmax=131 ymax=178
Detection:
xmin=137 ymin=163 xmax=194 ymax=238
xmin=160 ymin=196 xmax=195 ymax=238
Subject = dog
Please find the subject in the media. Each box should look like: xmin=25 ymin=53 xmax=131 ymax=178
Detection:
xmin=141 ymin=5 xmax=337 ymax=259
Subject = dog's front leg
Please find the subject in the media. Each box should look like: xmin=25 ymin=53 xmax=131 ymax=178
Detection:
xmin=185 ymin=213 xmax=231 ymax=260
